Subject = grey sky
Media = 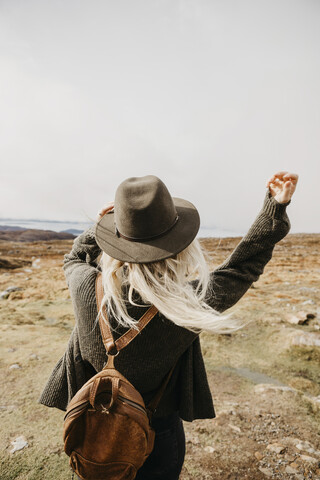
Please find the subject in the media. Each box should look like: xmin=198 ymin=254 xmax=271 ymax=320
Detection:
xmin=1 ymin=0 xmax=319 ymax=233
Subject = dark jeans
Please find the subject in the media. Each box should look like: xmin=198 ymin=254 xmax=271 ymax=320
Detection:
xmin=75 ymin=411 xmax=185 ymax=480
xmin=135 ymin=411 xmax=185 ymax=480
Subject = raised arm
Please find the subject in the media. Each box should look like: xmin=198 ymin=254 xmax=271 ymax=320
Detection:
xmin=63 ymin=227 xmax=101 ymax=287
xmin=204 ymin=171 xmax=298 ymax=313
xmin=63 ymin=204 xmax=114 ymax=288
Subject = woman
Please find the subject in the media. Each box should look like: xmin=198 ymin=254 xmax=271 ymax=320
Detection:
xmin=39 ymin=171 xmax=298 ymax=480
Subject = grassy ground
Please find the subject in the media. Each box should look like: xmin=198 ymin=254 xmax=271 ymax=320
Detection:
xmin=0 ymin=233 xmax=319 ymax=479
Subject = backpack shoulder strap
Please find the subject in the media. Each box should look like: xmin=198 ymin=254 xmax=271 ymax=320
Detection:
xmin=96 ymin=273 xmax=178 ymax=417
xmin=95 ymin=273 xmax=118 ymax=355
xmin=95 ymin=273 xmax=158 ymax=355
xmin=115 ymin=305 xmax=158 ymax=351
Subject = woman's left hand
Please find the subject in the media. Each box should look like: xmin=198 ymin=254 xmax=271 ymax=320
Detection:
xmin=265 ymin=171 xmax=299 ymax=204
xmin=96 ymin=202 xmax=114 ymax=221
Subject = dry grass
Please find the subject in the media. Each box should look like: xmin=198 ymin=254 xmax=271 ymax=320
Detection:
xmin=0 ymin=233 xmax=319 ymax=479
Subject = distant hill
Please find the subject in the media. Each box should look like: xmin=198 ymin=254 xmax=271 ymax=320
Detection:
xmin=0 ymin=227 xmax=76 ymax=242
xmin=0 ymin=225 xmax=26 ymax=231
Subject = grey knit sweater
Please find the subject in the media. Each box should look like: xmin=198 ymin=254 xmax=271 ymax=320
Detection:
xmin=39 ymin=191 xmax=291 ymax=421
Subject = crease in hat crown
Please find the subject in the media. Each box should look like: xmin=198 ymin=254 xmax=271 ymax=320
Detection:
xmin=114 ymin=176 xmax=178 ymax=240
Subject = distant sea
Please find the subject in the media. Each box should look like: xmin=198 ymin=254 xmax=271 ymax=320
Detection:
xmin=0 ymin=218 xmax=245 ymax=238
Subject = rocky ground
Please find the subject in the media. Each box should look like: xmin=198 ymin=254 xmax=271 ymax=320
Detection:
xmin=0 ymin=233 xmax=319 ymax=479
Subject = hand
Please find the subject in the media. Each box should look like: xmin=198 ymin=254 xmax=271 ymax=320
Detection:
xmin=265 ymin=171 xmax=298 ymax=204
xmin=96 ymin=202 xmax=114 ymax=221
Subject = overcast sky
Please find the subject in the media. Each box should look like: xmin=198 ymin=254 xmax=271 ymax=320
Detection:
xmin=1 ymin=0 xmax=319 ymax=233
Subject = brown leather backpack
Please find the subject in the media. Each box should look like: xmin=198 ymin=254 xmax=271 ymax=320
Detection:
xmin=63 ymin=273 xmax=176 ymax=480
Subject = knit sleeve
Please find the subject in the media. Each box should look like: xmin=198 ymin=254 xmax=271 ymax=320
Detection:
xmin=63 ymin=226 xmax=101 ymax=288
xmin=204 ymin=190 xmax=291 ymax=313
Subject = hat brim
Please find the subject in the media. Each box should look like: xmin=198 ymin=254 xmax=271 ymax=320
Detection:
xmin=95 ymin=197 xmax=200 ymax=263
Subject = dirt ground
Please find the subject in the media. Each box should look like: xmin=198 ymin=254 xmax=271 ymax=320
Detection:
xmin=0 ymin=233 xmax=319 ymax=479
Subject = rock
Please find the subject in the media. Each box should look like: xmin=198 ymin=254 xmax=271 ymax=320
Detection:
xmin=266 ymin=443 xmax=286 ymax=454
xmin=279 ymin=436 xmax=301 ymax=446
xmin=289 ymin=462 xmax=300 ymax=469
xmin=295 ymin=440 xmax=316 ymax=454
xmin=49 ymin=446 xmax=62 ymax=454
xmin=32 ymin=258 xmax=41 ymax=268
xmin=228 ymin=423 xmax=241 ymax=433
xmin=204 ymin=446 xmax=215 ymax=453
xmin=284 ymin=454 xmax=296 ymax=462
xmin=289 ymin=331 xmax=320 ymax=347
xmin=254 ymin=451 xmax=264 ymax=461
xmin=302 ymin=299 xmax=315 ymax=305
xmin=9 ymin=364 xmax=21 ymax=370
xmin=29 ymin=353 xmax=39 ymax=360
xmin=45 ymin=317 xmax=57 ymax=325
xmin=10 ymin=436 xmax=28 ymax=453
xmin=284 ymin=311 xmax=310 ymax=325
xmin=7 ymin=348 xmax=16 ymax=353
xmin=0 ymin=286 xmax=23 ymax=300
xmin=299 ymin=454 xmax=318 ymax=464
xmin=285 ymin=465 xmax=299 ymax=474
xmin=254 ymin=384 xmax=295 ymax=394
xmin=0 ymin=405 xmax=17 ymax=411
xmin=258 ymin=467 xmax=273 ymax=477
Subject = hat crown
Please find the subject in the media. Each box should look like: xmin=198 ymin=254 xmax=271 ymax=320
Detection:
xmin=114 ymin=176 xmax=177 ymax=240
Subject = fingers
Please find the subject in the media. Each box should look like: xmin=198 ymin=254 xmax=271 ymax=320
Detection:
xmin=283 ymin=172 xmax=299 ymax=185
xmin=266 ymin=171 xmax=299 ymax=188
xmin=266 ymin=174 xmax=280 ymax=188
xmin=266 ymin=171 xmax=298 ymax=204
xmin=266 ymin=171 xmax=287 ymax=187
xmin=97 ymin=202 xmax=115 ymax=221
xmin=99 ymin=204 xmax=114 ymax=215
xmin=283 ymin=180 xmax=293 ymax=190
xmin=266 ymin=176 xmax=283 ymax=189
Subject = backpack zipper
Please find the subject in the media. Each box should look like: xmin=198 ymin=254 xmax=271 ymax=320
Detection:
xmin=65 ymin=390 xmax=147 ymax=419
xmin=95 ymin=390 xmax=147 ymax=416
xmin=116 ymin=393 xmax=147 ymax=415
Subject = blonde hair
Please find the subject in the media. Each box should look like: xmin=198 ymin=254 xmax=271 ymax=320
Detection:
xmin=99 ymin=239 xmax=242 ymax=334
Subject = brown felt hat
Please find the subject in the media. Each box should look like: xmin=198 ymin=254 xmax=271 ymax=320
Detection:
xmin=95 ymin=175 xmax=200 ymax=263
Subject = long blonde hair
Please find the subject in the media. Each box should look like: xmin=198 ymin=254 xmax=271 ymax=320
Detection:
xmin=99 ymin=238 xmax=242 ymax=334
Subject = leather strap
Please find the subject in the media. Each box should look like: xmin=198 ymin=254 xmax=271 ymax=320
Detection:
xmin=115 ymin=305 xmax=158 ymax=351
xmin=95 ymin=272 xmax=178 ymax=415
xmin=89 ymin=376 xmax=120 ymax=411
xmin=95 ymin=273 xmax=158 ymax=355
xmin=95 ymin=274 xmax=117 ymax=355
